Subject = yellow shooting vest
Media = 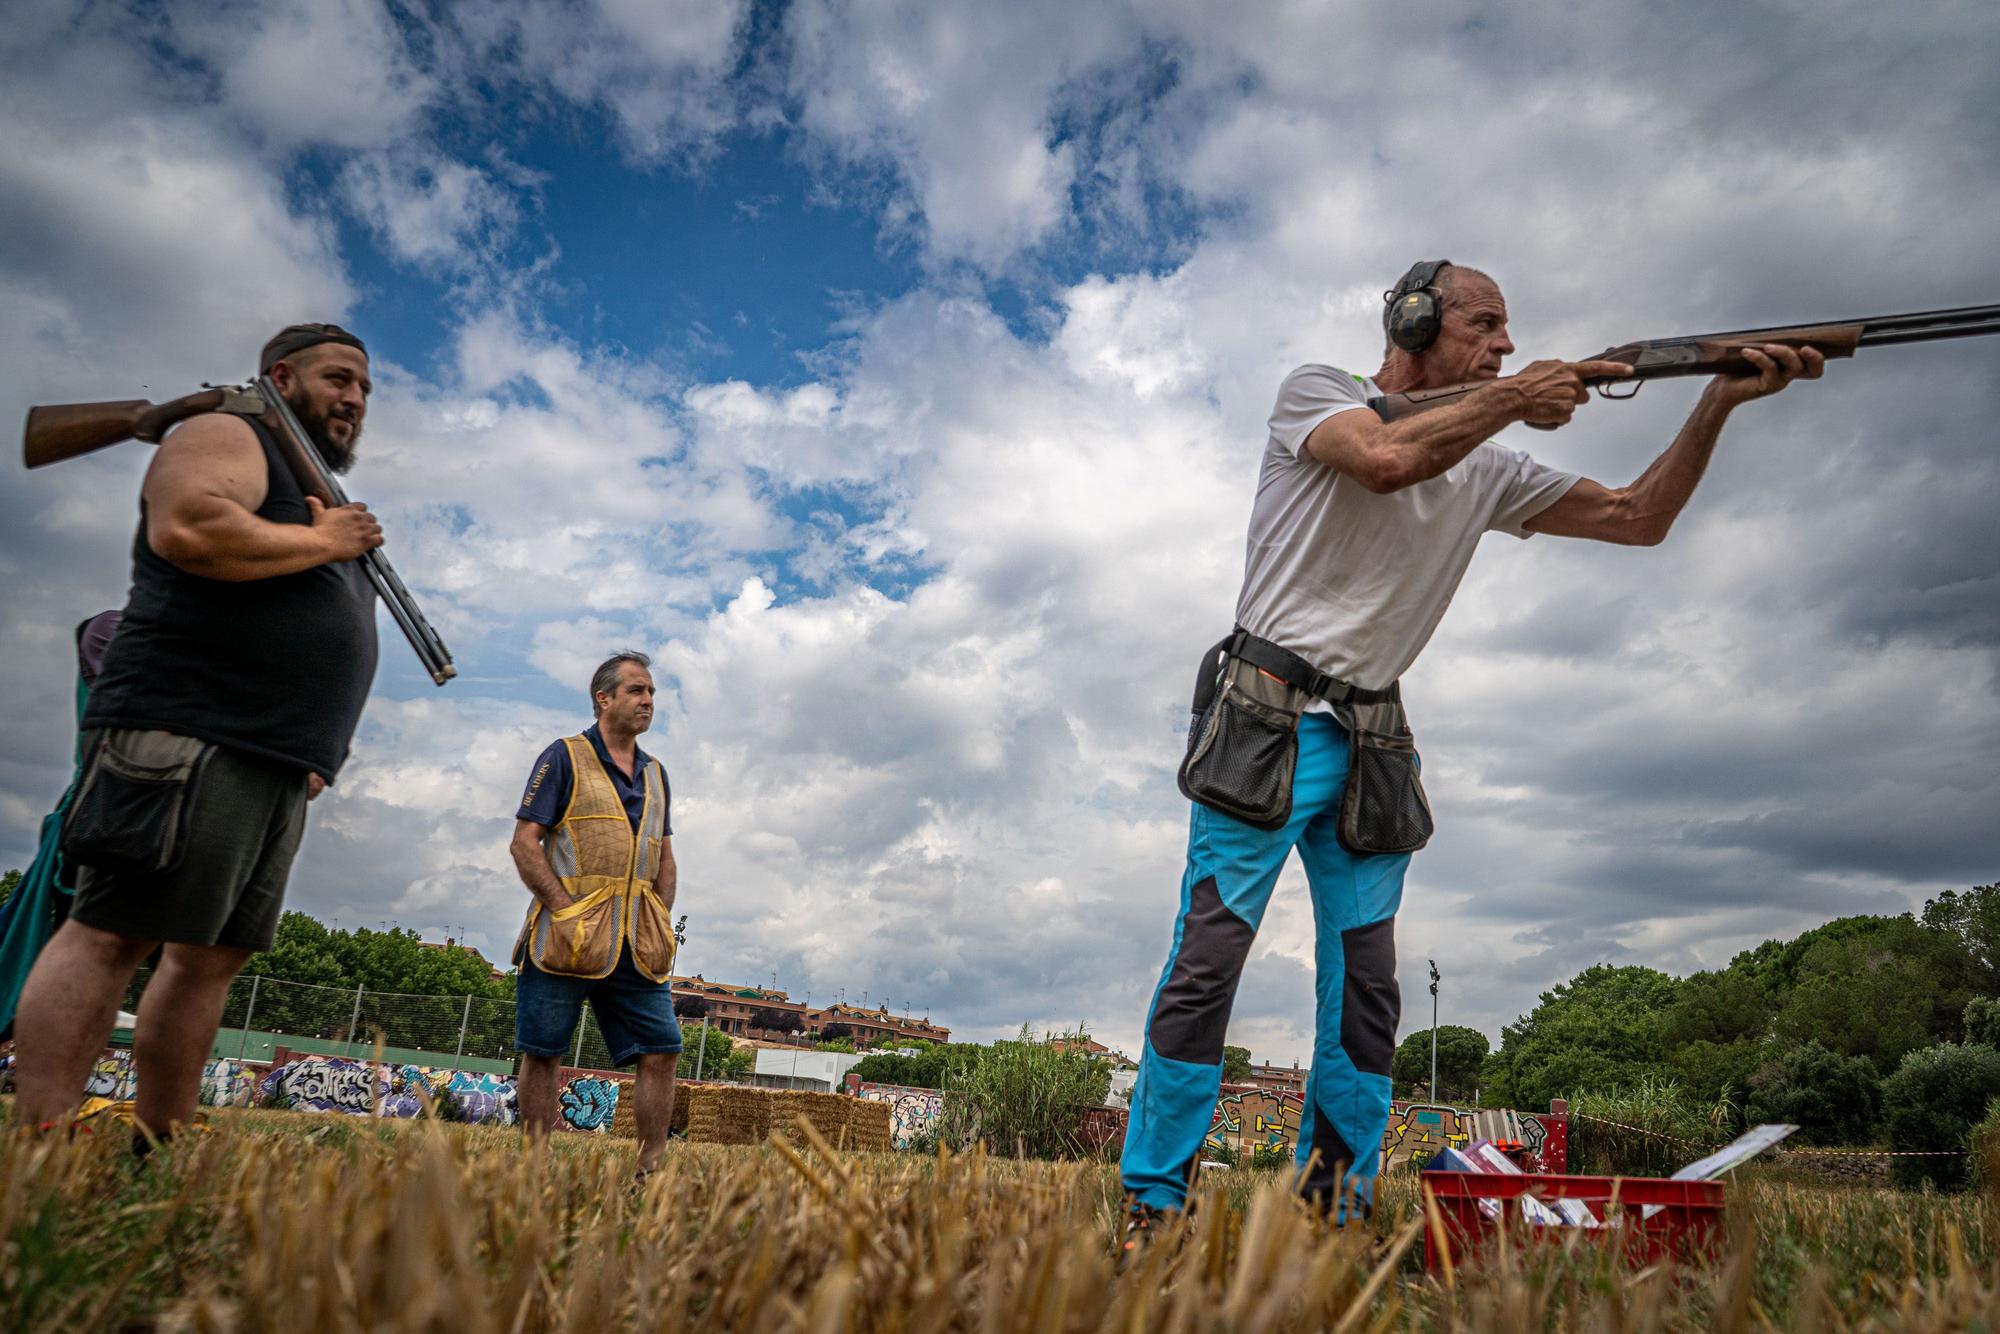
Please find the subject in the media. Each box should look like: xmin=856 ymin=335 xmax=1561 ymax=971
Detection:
xmin=513 ymin=735 xmax=676 ymax=981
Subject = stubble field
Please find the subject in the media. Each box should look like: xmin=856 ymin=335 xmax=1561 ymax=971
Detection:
xmin=1 ymin=1108 xmax=1994 ymax=1332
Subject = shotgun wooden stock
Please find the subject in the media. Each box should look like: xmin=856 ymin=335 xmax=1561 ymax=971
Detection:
xmin=22 ymin=389 xmax=228 ymax=468
xmin=19 ymin=378 xmax=457 ymax=685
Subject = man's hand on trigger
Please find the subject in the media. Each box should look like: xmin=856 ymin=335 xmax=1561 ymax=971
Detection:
xmin=307 ymin=495 xmax=384 ymax=562
xmin=1500 ymin=359 xmax=1637 ymax=427
xmin=1708 ymin=343 xmax=1826 ymax=408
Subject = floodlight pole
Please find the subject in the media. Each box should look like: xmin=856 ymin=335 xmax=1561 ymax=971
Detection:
xmin=1428 ymin=959 xmax=1441 ymax=1103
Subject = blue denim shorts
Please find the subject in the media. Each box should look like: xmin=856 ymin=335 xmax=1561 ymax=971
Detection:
xmin=515 ymin=943 xmax=683 ymax=1065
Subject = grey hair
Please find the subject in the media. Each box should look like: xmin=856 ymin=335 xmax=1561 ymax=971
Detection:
xmin=589 ymin=650 xmax=652 ymax=716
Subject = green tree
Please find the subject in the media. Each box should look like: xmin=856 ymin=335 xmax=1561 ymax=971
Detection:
xmin=1221 ymin=1045 xmax=1253 ymax=1085
xmin=1922 ymin=883 xmax=2000 ymax=982
xmin=223 ymin=911 xmax=516 ymax=1058
xmin=851 ymin=1043 xmax=985 ymax=1090
xmin=1662 ymin=1037 xmax=1762 ymax=1116
xmin=1770 ymin=917 xmax=1984 ymax=1074
xmin=0 ymin=868 xmax=21 ymax=906
xmin=1390 ymin=1025 xmax=1488 ymax=1102
xmin=1659 ymin=967 xmax=1770 ymax=1049
xmin=1481 ymin=965 xmax=1679 ymax=1111
xmin=1881 ymin=1042 xmax=2000 ymax=1190
xmin=1965 ymin=997 xmax=2000 ymax=1049
xmin=1744 ymin=1040 xmax=1883 ymax=1146
xmin=685 ymin=1024 xmax=733 ymax=1078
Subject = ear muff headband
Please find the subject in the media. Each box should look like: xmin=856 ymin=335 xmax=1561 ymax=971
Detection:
xmin=1383 ymin=259 xmax=1452 ymax=354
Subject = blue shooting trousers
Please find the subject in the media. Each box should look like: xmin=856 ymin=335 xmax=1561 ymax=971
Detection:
xmin=1122 ymin=711 xmax=1410 ymax=1219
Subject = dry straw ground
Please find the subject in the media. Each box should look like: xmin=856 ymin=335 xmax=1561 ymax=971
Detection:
xmin=1 ymin=1107 xmax=1995 ymax=1331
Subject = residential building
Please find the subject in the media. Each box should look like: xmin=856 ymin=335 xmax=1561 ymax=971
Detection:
xmin=1243 ymin=1060 xmax=1307 ymax=1097
xmin=669 ymin=977 xmax=950 ymax=1047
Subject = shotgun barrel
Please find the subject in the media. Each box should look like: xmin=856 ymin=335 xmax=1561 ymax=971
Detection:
xmin=1367 ymin=303 xmax=2000 ymax=423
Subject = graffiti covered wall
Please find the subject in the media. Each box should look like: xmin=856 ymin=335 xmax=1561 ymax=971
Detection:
xmin=1194 ymin=1088 xmax=1563 ymax=1172
xmin=1205 ymin=1089 xmax=1304 ymax=1166
xmin=255 ymin=1057 xmax=617 ymax=1130
xmin=853 ymin=1081 xmax=945 ymax=1149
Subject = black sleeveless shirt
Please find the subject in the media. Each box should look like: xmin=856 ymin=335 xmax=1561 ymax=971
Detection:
xmin=82 ymin=414 xmax=379 ymax=780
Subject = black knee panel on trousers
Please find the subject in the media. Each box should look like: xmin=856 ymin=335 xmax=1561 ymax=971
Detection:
xmin=1148 ymin=876 xmax=1255 ymax=1065
xmin=1340 ymin=917 xmax=1400 ymax=1078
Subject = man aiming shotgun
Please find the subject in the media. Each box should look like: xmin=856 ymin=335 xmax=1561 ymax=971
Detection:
xmin=10 ymin=324 xmax=395 ymax=1140
xmin=1120 ymin=261 xmax=1830 ymax=1250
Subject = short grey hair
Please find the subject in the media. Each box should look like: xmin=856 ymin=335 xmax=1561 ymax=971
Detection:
xmin=589 ymin=650 xmax=652 ymax=716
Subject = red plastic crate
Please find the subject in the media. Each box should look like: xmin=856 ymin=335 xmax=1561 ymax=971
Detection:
xmin=1420 ymin=1172 xmax=1728 ymax=1271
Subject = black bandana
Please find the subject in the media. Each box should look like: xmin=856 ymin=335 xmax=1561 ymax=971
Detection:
xmin=259 ymin=323 xmax=368 ymax=374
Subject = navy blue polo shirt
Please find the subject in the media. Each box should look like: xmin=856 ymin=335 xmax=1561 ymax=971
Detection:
xmin=517 ymin=724 xmax=672 ymax=835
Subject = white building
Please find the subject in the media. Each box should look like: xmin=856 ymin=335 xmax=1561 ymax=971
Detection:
xmin=751 ymin=1047 xmax=868 ymax=1093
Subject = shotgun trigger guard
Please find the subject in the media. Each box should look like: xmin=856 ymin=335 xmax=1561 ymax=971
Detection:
xmin=1595 ymin=380 xmax=1642 ymax=401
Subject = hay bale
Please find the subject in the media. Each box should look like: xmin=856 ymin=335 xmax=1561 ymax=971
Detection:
xmin=685 ymin=1084 xmax=780 ymax=1145
xmin=610 ymin=1081 xmax=638 ymax=1139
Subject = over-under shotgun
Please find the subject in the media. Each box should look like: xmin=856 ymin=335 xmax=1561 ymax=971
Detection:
xmin=23 ymin=379 xmax=456 ymax=685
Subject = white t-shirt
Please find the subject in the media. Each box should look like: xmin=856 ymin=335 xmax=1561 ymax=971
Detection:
xmin=1233 ymin=364 xmax=1578 ymax=692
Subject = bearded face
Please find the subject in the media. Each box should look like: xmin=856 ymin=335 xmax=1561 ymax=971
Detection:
xmin=286 ymin=388 xmax=364 ymax=473
xmin=273 ymin=343 xmax=371 ymax=474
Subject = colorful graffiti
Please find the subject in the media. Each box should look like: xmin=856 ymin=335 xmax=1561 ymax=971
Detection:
xmin=201 ymin=1058 xmax=258 ymax=1108
xmin=559 ymin=1076 xmax=620 ymax=1131
xmin=851 ymin=1081 xmax=945 ymax=1149
xmin=444 ymin=1070 xmax=519 ymax=1125
xmin=260 ymin=1056 xmax=383 ymax=1113
xmin=85 ymin=1050 xmax=138 ymax=1101
xmin=1383 ymin=1102 xmax=1471 ymax=1168
xmin=249 ymin=1057 xmax=607 ymax=1130
xmin=1193 ymin=1089 xmax=1563 ymax=1173
xmin=1205 ymin=1089 xmax=1305 ymax=1166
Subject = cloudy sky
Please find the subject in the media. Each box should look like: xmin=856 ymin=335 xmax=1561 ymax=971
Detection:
xmin=4 ymin=0 xmax=1996 ymax=1066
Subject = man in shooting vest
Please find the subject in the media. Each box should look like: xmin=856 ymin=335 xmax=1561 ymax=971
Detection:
xmin=511 ymin=651 xmax=681 ymax=1178
xmin=1118 ymin=262 xmax=1824 ymax=1250
xmin=10 ymin=325 xmax=383 ymax=1140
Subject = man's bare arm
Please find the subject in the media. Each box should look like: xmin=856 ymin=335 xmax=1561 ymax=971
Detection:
xmin=1305 ymin=359 xmax=1635 ymax=493
xmin=510 ymin=819 xmax=575 ymax=913
xmin=143 ymin=413 xmax=382 ymax=580
xmin=1527 ymin=344 xmax=1824 ymax=546
xmin=655 ymin=836 xmax=677 ymax=915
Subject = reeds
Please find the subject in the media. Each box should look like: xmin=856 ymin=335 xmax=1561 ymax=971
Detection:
xmin=0 ymin=1107 xmax=1994 ymax=1330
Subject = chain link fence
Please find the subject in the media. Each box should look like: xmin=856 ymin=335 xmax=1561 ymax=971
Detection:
xmin=119 ymin=970 xmax=630 ymax=1074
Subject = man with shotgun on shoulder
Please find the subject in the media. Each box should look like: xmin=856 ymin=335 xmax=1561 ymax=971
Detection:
xmin=1120 ymin=261 xmax=1825 ymax=1251
xmin=10 ymin=324 xmax=385 ymax=1143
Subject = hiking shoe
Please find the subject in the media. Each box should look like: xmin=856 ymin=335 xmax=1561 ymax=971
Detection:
xmin=1118 ymin=1200 xmax=1177 ymax=1270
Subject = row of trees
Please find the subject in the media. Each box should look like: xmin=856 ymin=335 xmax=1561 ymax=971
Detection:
xmin=1470 ymin=880 xmax=2000 ymax=1187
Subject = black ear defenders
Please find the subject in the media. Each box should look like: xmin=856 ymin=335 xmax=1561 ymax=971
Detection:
xmin=1383 ymin=259 xmax=1452 ymax=353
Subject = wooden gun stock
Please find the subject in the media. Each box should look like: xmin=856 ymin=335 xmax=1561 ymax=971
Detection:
xmin=23 ymin=389 xmax=227 ymax=469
